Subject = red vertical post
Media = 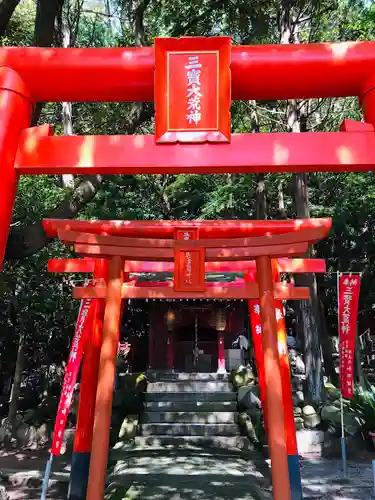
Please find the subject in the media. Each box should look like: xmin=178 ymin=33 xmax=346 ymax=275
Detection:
xmin=217 ymin=330 xmax=226 ymax=373
xmin=256 ymin=255 xmax=291 ymax=500
xmin=272 ymin=264 xmax=302 ymax=500
xmin=86 ymin=256 xmax=124 ymax=500
xmin=68 ymin=259 xmax=108 ymax=500
xmin=246 ymin=271 xmax=268 ymax=430
xmin=0 ymin=67 xmax=32 ymax=269
xmin=248 ymin=266 xmax=301 ymax=499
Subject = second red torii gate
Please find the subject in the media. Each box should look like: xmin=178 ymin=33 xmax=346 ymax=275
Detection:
xmin=45 ymin=217 xmax=331 ymax=500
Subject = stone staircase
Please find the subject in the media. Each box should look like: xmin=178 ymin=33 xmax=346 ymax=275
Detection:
xmin=136 ymin=372 xmax=250 ymax=453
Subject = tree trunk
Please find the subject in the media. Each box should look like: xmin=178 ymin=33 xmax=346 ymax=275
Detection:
xmin=32 ymin=0 xmax=65 ymax=125
xmin=256 ymin=174 xmax=267 ymax=220
xmin=227 ymin=174 xmax=233 ymax=213
xmin=249 ymin=100 xmax=266 ymax=220
xmin=0 ymin=0 xmax=21 ymax=38
xmin=61 ymin=14 xmax=75 ymax=189
xmin=5 ymin=174 xmax=103 ymax=259
xmin=34 ymin=0 xmax=64 ymax=46
xmin=278 ymin=180 xmax=286 ymax=218
xmin=280 ymin=1 xmax=324 ymax=402
xmin=293 ymin=147 xmax=324 ymax=402
xmin=316 ymin=275 xmax=337 ymax=385
xmin=355 ymin=334 xmax=366 ymax=388
xmin=7 ymin=315 xmax=25 ymax=436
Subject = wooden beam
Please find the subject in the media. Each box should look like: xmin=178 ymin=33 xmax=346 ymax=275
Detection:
xmin=48 ymin=258 xmax=95 ymax=273
xmin=47 ymin=257 xmax=327 ymax=275
xmin=58 ymin=225 xmax=328 ymax=250
xmin=43 ymin=217 xmax=332 ymax=239
xmin=72 ymin=242 xmax=308 ymax=260
xmin=174 ymin=226 xmax=329 ymax=249
xmin=272 ymin=258 xmax=326 ymax=274
xmin=124 ymin=258 xmax=327 ymax=274
xmin=205 ymin=243 xmax=309 ymax=260
xmin=15 ymin=131 xmax=375 ymax=175
xmin=72 ymin=282 xmax=309 ymax=300
xmin=4 ymin=42 xmax=375 ymax=102
xmin=58 ymin=229 xmax=173 ymax=248
xmin=74 ymin=244 xmax=173 ymax=260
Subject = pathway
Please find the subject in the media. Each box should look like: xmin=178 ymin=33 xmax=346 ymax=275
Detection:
xmin=0 ymin=448 xmax=374 ymax=499
xmin=107 ymin=449 xmax=268 ymax=500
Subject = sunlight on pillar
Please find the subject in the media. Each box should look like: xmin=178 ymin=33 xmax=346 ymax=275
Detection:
xmin=327 ymin=41 xmax=359 ymax=60
xmin=273 ymin=141 xmax=289 ymax=165
xmin=77 ymin=136 xmax=95 ymax=168
xmin=337 ymin=145 xmax=354 ymax=164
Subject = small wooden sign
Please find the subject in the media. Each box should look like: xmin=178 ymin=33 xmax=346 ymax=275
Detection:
xmin=155 ymin=36 xmax=231 ymax=143
xmin=174 ymin=228 xmax=205 ymax=292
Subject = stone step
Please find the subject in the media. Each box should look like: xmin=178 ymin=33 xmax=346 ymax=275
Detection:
xmin=146 ymin=371 xmax=229 ymax=382
xmin=144 ymin=400 xmax=237 ymax=412
xmin=141 ymin=423 xmax=239 ymax=437
xmin=142 ymin=411 xmax=237 ymax=424
xmin=147 ymin=381 xmax=232 ymax=393
xmin=132 ymin=435 xmax=253 ymax=453
xmin=145 ymin=391 xmax=237 ymax=402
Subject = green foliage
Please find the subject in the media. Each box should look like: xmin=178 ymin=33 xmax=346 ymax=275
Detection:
xmin=0 ymin=0 xmax=35 ymax=46
xmin=348 ymin=384 xmax=375 ymax=433
xmin=14 ymin=176 xmax=67 ymax=225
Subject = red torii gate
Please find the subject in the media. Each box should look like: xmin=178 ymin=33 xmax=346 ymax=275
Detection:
xmin=2 ymin=39 xmax=375 ymax=266
xmin=0 ymin=35 xmax=373 ymax=500
xmin=45 ymin=217 xmax=331 ymax=500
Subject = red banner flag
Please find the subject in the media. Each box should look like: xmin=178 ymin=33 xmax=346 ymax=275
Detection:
xmin=338 ymin=274 xmax=361 ymax=399
xmin=51 ymin=295 xmax=96 ymax=456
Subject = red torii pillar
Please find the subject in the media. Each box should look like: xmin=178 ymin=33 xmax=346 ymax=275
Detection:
xmin=68 ymin=259 xmax=108 ymax=500
xmin=256 ymin=256 xmax=291 ymax=499
xmin=86 ymin=256 xmax=125 ymax=500
xmin=0 ymin=68 xmax=32 ymax=267
xmin=247 ymin=266 xmax=301 ymax=499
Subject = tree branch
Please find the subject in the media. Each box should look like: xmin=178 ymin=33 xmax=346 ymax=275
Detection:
xmin=5 ymin=175 xmax=103 ymax=259
xmin=82 ymin=9 xmax=121 ymax=21
xmin=5 ymin=102 xmax=154 ymax=260
xmin=134 ymin=0 xmax=151 ymax=47
xmin=171 ymin=0 xmax=227 ymax=37
xmin=0 ymin=0 xmax=21 ymax=38
xmin=34 ymin=0 xmax=65 ymax=47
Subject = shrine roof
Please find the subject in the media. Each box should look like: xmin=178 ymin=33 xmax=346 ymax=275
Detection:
xmin=43 ymin=218 xmax=331 ymax=239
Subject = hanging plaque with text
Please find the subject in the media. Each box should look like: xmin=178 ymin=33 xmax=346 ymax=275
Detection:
xmin=155 ymin=36 xmax=231 ymax=143
xmin=174 ymin=228 xmax=205 ymax=292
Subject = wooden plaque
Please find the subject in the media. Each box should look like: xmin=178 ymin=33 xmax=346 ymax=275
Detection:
xmin=155 ymin=36 xmax=231 ymax=143
xmin=174 ymin=228 xmax=205 ymax=292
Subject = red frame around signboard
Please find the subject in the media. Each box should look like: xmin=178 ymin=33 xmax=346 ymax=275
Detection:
xmin=154 ymin=36 xmax=231 ymax=143
xmin=174 ymin=228 xmax=205 ymax=292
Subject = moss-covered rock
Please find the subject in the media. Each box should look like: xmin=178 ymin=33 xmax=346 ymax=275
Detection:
xmin=321 ymin=404 xmax=363 ymax=435
xmin=230 ymin=366 xmax=255 ymax=389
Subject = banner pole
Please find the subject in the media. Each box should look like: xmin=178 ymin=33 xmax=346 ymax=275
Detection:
xmin=340 ymin=393 xmax=348 ymax=477
xmin=40 ymin=452 xmax=54 ymax=500
xmin=44 ymin=280 xmax=94 ymax=500
xmin=338 ymin=271 xmax=348 ymax=477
